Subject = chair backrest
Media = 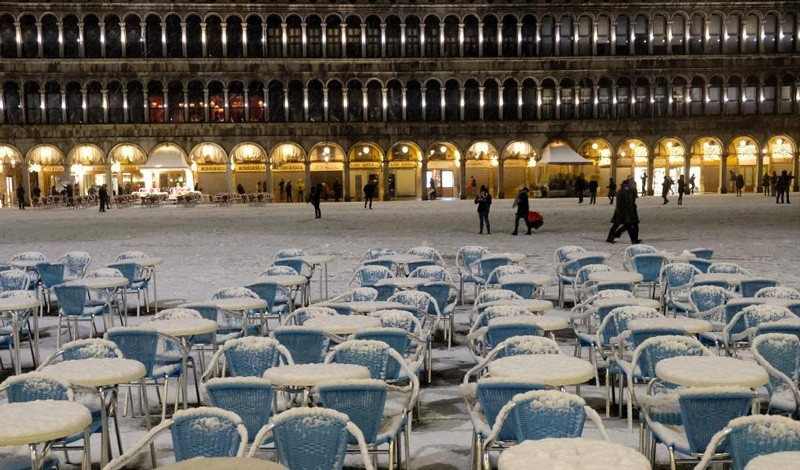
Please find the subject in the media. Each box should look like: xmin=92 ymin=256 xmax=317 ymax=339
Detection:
xmin=56 ymin=338 xmax=122 ymax=362
xmin=204 ymin=378 xmax=273 ymax=442
xmin=318 ymin=379 xmax=387 ymax=443
xmin=457 ymin=246 xmax=488 ymax=273
xmin=86 ymin=267 xmax=125 ymax=279
xmin=261 ymin=265 xmax=298 ymax=276
xmin=115 ymin=251 xmax=147 ymax=261
xmin=36 ymin=262 xmax=65 ymax=288
xmin=244 ymin=281 xmax=284 ymax=309
xmin=752 ymin=333 xmax=800 ymax=400
xmin=274 ymin=249 xmax=305 ymax=260
xmin=722 ymin=416 xmax=800 ymax=470
xmin=688 ymin=258 xmax=713 ymax=273
xmin=373 ymin=284 xmax=396 ymax=301
xmin=212 ymin=287 xmax=260 ymax=300
xmin=284 ymin=306 xmax=337 ymax=326
xmin=407 ymin=246 xmax=440 ymax=261
xmin=689 ymin=248 xmax=714 ymax=260
xmin=679 ymin=387 xmax=754 ymax=454
xmin=59 ymin=251 xmax=91 ymax=279
xmin=221 ymin=337 xmax=292 ymax=377
xmin=689 ymin=286 xmax=730 ymax=321
xmin=377 ymin=309 xmax=422 ymax=333
xmin=476 ymin=378 xmax=546 ymax=441
xmin=708 ymin=262 xmax=749 ymax=275
xmin=362 ymin=259 xmax=395 ymax=271
xmin=352 ymin=328 xmax=412 ymax=379
xmin=631 ymin=335 xmax=711 ymax=379
xmin=154 ymin=308 xmax=203 ymax=321
xmin=485 ymin=322 xmax=544 ymax=350
xmin=474 ymin=289 xmax=522 ymax=312
xmin=362 ymin=248 xmax=396 ymax=261
xmin=755 ymin=286 xmax=800 ymax=300
xmin=107 ymin=262 xmax=143 ymax=285
xmin=574 ymin=264 xmax=613 ymax=287
xmin=497 ymin=390 xmax=590 ymax=441
xmin=105 ymin=329 xmax=159 ymax=375
xmin=486 ymin=265 xmax=527 ymax=285
xmin=416 ymin=282 xmax=455 ymax=314
xmin=271 ymin=327 xmax=328 ymax=364
xmin=170 ymin=407 xmax=248 ymax=462
xmin=735 ymin=304 xmax=796 ymax=338
xmin=53 ymin=285 xmax=90 ymax=315
xmin=495 ymin=335 xmax=561 ymax=357
xmin=499 ymin=282 xmax=538 ymax=300
xmin=11 ymin=252 xmax=46 ymax=263
xmin=4 ymin=372 xmax=72 ymax=402
xmin=479 ymin=305 xmax=531 ymax=327
xmin=623 ymin=244 xmax=658 ymax=269
xmin=351 ymin=287 xmax=378 ymax=302
xmin=409 ymin=265 xmax=449 ymax=282
xmin=267 ymin=408 xmax=354 ymax=470
xmin=388 ymin=290 xmax=439 ymax=317
xmin=630 ymin=254 xmax=666 ymax=283
xmin=0 ymin=269 xmax=30 ymax=291
xmin=553 ymin=246 xmax=586 ymax=269
xmin=738 ymin=279 xmax=779 ymax=298
xmin=352 ymin=265 xmax=394 ymax=287
xmin=661 ymin=263 xmax=701 ymax=291
xmin=325 ymin=339 xmax=392 ymax=380
xmin=406 ymin=259 xmax=438 ymax=273
xmin=272 ymin=259 xmax=305 ymax=275
xmin=478 ymin=257 xmax=511 ymax=280
xmin=598 ymin=306 xmax=661 ymax=346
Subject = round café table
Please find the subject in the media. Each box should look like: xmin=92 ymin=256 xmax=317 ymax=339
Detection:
xmin=480 ymin=253 xmax=527 ymax=265
xmin=40 ymin=358 xmax=148 ymax=467
xmin=498 ymin=438 xmax=650 ymax=470
xmin=655 ymin=356 xmax=769 ymax=388
xmin=588 ymin=271 xmax=644 ymax=284
xmin=210 ymin=297 xmax=269 ymax=335
xmin=693 ymin=273 xmax=749 ymax=287
xmin=263 ymin=363 xmax=370 ymax=405
xmin=0 ymin=400 xmax=92 ymax=470
xmin=160 ymin=457 xmax=287 ymax=470
xmin=566 ymin=251 xmax=610 ymax=262
xmin=252 ymin=274 xmax=308 ymax=309
xmin=9 ymin=259 xmax=44 ymax=270
xmin=141 ymin=318 xmax=218 ymax=410
xmin=283 ymin=254 xmax=335 ymax=301
xmin=498 ymin=273 xmax=552 ymax=286
xmin=0 ymin=293 xmax=41 ymax=374
xmin=370 ymin=254 xmax=425 ymax=275
xmin=488 ymin=315 xmax=570 ymax=332
xmin=746 ymin=451 xmax=800 ymax=470
xmin=591 ymin=297 xmax=661 ymax=309
xmin=375 ymin=277 xmax=429 ymax=290
xmin=488 ymin=354 xmax=596 ymax=387
xmin=726 ymin=297 xmax=798 ymax=308
xmin=66 ymin=276 xmax=129 ymax=325
xmin=628 ymin=317 xmax=713 ymax=334
xmin=130 ymin=257 xmax=162 ymax=313
xmin=304 ymin=315 xmax=382 ymax=335
xmin=323 ymin=301 xmax=407 ymax=314
xmin=481 ymin=299 xmax=554 ymax=313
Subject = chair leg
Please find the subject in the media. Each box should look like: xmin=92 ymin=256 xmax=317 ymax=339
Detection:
xmin=668 ymin=447 xmax=677 ymax=470
xmin=605 ymin=369 xmax=611 ymax=417
xmin=161 ymin=380 xmax=169 ymax=421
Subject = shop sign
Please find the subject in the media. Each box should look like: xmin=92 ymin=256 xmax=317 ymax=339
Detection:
xmin=121 ymin=165 xmax=141 ymax=173
xmin=237 ymin=164 xmax=266 ymax=172
xmin=503 ymin=159 xmax=528 ymax=168
xmin=276 ymin=163 xmax=305 ymax=171
xmin=350 ymin=161 xmax=380 ymax=169
xmin=42 ymin=165 xmax=65 ymax=173
xmin=389 ymin=161 xmax=417 ymax=169
xmin=311 ymin=161 xmax=343 ymax=171
xmin=199 ymin=164 xmax=227 ymax=173
xmin=466 ymin=159 xmax=489 ymax=168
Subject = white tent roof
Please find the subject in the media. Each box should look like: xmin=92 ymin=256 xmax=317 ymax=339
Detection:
xmin=539 ymin=143 xmax=592 ymax=165
xmin=141 ymin=149 xmax=190 ymax=170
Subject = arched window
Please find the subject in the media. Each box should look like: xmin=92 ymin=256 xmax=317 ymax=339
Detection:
xmin=386 ymin=79 xmax=402 ymax=121
xmin=0 ymin=14 xmax=16 ymax=58
xmin=124 ymin=15 xmax=143 ymax=58
xmin=405 ymin=17 xmax=421 ymax=57
xmin=385 ymin=16 xmax=401 ymax=58
xmin=521 ymin=79 xmax=536 ymax=120
xmin=24 ymin=82 xmax=41 ymax=124
xmin=742 ymin=77 xmax=759 ymax=115
xmin=83 ymin=15 xmax=102 ymax=57
xmin=483 ymin=16 xmax=499 ymax=57
xmin=503 ymin=78 xmax=519 ymax=120
xmin=596 ymin=15 xmax=611 ymax=55
xmin=326 ymin=16 xmax=342 ymax=58
xmin=707 ymin=77 xmax=723 ymax=115
xmin=19 ymin=15 xmax=37 ymax=58
xmin=540 ymin=79 xmax=556 ymax=119
xmin=365 ymin=16 xmax=381 ymax=58
xmin=539 ymin=16 xmax=555 ymax=56
xmin=186 ymin=15 xmax=202 ymax=57
xmin=577 ymin=16 xmax=592 ymax=55
xmin=247 ymin=81 xmax=265 ymax=122
xmin=208 ymin=81 xmax=225 ymax=122
xmin=42 ymin=15 xmax=59 ymax=58
xmin=227 ymin=16 xmax=244 ymax=58
xmin=147 ymin=81 xmax=165 ymax=123
xmin=781 ymin=13 xmax=796 ymax=52
xmin=578 ymin=78 xmax=593 ymax=118
xmin=62 ymin=15 xmax=81 ymax=58
xmin=634 ymin=77 xmax=650 ymax=116
xmin=463 ymin=16 xmax=479 ymax=57
xmin=366 ymin=80 xmax=382 ymax=122
xmin=327 ymin=81 xmax=344 ymax=122
xmin=285 ymin=16 xmax=302 ymax=58
xmin=559 ymin=78 xmax=574 ymax=119
xmin=762 ymin=13 xmax=777 ymax=53
xmin=65 ymin=81 xmax=83 ymax=124
xmin=107 ymin=81 xmax=124 ymax=124
xmin=167 ymin=81 xmax=185 ymax=123
xmin=444 ymin=16 xmax=459 ymax=57
xmin=86 ymin=81 xmax=103 ymax=123
xmin=744 ymin=14 xmax=759 ymax=54
xmin=559 ymin=16 xmax=573 ymax=56
xmin=484 ymin=80 xmax=499 ymax=121
xmin=246 ymin=16 xmax=264 ymax=58
xmin=266 ymin=15 xmax=282 ymax=58
xmin=347 ymin=81 xmax=363 ymax=121
xmin=425 ymin=80 xmax=441 ymax=121
xmin=45 ymin=82 xmax=62 ymax=124
xmin=105 ymin=15 xmax=122 ymax=58
xmin=708 ymin=13 xmax=723 ymax=53
xmin=521 ymin=15 xmax=536 ymax=56
xmin=653 ymin=77 xmax=668 ymax=117
xmin=671 ymin=15 xmax=686 ymax=54
xmin=634 ymin=15 xmax=648 ymax=55
xmin=652 ymin=14 xmax=667 ymax=54
xmin=164 ymin=14 xmax=182 ymax=58
xmin=406 ymin=80 xmax=422 ymax=121
xmin=145 ymin=15 xmax=163 ymax=57
xmin=228 ymin=81 xmax=245 ymax=122
xmin=725 ymin=77 xmax=741 ymax=115
xmin=724 ymin=14 xmax=741 ymax=53
xmin=671 ymin=77 xmax=687 ymax=116
xmin=502 ymin=15 xmax=517 ymax=56
xmin=463 ymin=79 xmax=479 ymax=120
xmin=127 ymin=81 xmax=145 ymax=123
xmin=444 ymin=79 xmax=460 ymax=120
xmin=597 ymin=78 xmax=613 ymax=118
xmin=307 ymin=80 xmax=324 ymax=122
xmin=307 ymin=16 xmax=323 ymax=58
xmin=616 ymin=78 xmax=631 ymax=118
xmin=779 ymin=73 xmax=795 ymax=114
xmin=424 ymin=17 xmax=440 ymax=57
xmin=762 ymin=75 xmax=777 ymax=114
xmin=187 ymin=81 xmax=204 ymax=122
xmin=345 ymin=16 xmax=361 ymax=58
xmin=689 ymin=13 xmax=704 ymax=54
xmin=2 ymin=82 xmax=22 ymax=123
xmin=615 ymin=15 xmax=630 ymax=55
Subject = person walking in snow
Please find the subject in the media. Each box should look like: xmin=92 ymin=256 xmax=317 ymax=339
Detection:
xmin=511 ymin=186 xmax=531 ymax=235
xmin=364 ymin=179 xmax=376 ymax=209
xmin=575 ymin=174 xmax=586 ymax=204
xmin=285 ymin=180 xmax=293 ymax=202
xmin=661 ymin=175 xmax=671 ymax=204
xmin=475 ymin=185 xmax=492 ymax=235
xmin=588 ymin=179 xmax=598 ymax=205
xmin=762 ymin=173 xmax=770 ymax=196
xmin=677 ymin=175 xmax=686 ymax=205
xmin=308 ymin=184 xmax=321 ymax=218
xmin=607 ymin=178 xmax=617 ymax=204
xmin=735 ymin=174 xmax=744 ymax=197
xmin=278 ymin=178 xmax=285 ymax=202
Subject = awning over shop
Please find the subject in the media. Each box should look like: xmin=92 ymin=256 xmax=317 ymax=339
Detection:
xmin=539 ymin=143 xmax=592 ymax=165
xmin=141 ymin=149 xmax=190 ymax=170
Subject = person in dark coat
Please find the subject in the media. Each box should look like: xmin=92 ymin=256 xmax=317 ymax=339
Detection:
xmin=607 ymin=180 xmax=641 ymax=244
xmin=98 ymin=184 xmax=108 ymax=212
xmin=278 ymin=178 xmax=285 ymax=202
xmin=511 ymin=186 xmax=530 ymax=235
xmin=32 ymin=186 xmax=41 ymax=199
xmin=770 ymin=171 xmax=778 ymax=196
xmin=762 ymin=173 xmax=770 ymax=196
xmin=15 ymin=184 xmax=25 ymax=210
xmin=588 ymin=179 xmax=598 ymax=205
xmin=236 ymin=183 xmax=245 ymax=195
xmin=689 ymin=174 xmax=696 ymax=195
xmin=429 ymin=177 xmax=437 ymax=200
xmin=575 ymin=174 xmax=586 ymax=203
xmin=474 ymin=185 xmax=492 ymax=235
xmin=285 ymin=180 xmax=293 ymax=202
xmin=607 ymin=178 xmax=617 ymax=204
xmin=640 ymin=172 xmax=648 ymax=196
xmin=677 ymin=175 xmax=686 ymax=206
xmin=333 ymin=179 xmax=343 ymax=202
xmin=661 ymin=175 xmax=671 ymax=205
xmin=735 ymin=174 xmax=744 ymax=197
xmin=776 ymin=170 xmax=793 ymax=204
xmin=364 ymin=180 xmax=375 ymax=209
xmin=308 ymin=184 xmax=321 ymax=218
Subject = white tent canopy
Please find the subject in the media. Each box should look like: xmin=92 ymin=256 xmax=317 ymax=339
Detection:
xmin=539 ymin=142 xmax=592 ymax=165
xmin=141 ymin=148 xmax=190 ymax=170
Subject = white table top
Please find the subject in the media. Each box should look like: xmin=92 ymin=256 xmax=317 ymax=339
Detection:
xmin=746 ymin=451 xmax=800 ymax=470
xmin=694 ymin=273 xmax=748 ymax=285
xmin=492 ymin=252 xmax=527 ymax=263
xmin=41 ymin=358 xmax=146 ymax=388
xmin=0 ymin=295 xmax=40 ymax=311
xmin=656 ymin=356 xmax=769 ymax=388
xmin=662 ymin=251 xmax=697 ymax=262
xmin=142 ymin=318 xmax=219 ymax=337
xmin=304 ymin=315 xmax=382 ymax=335
xmin=488 ymin=354 xmax=596 ymax=386
xmin=499 ymin=273 xmax=552 ymax=286
xmin=130 ymin=257 xmax=162 ymax=267
xmin=66 ymin=277 xmax=128 ymax=289
xmin=588 ymin=271 xmax=644 ymax=284
xmin=566 ymin=251 xmax=610 ymax=262
xmin=498 ymin=438 xmax=650 ymax=470
xmin=325 ymin=301 xmax=407 ymax=313
xmin=628 ymin=317 xmax=713 ymax=334
xmin=591 ymin=297 xmax=661 ymax=309
xmin=263 ymin=363 xmax=370 ymax=387
xmin=254 ymin=274 xmax=308 ymax=287
xmin=0 ymin=401 xmax=92 ymax=446
xmin=727 ymin=297 xmax=799 ymax=308
xmin=481 ymin=299 xmax=554 ymax=313
xmin=9 ymin=260 xmax=43 ymax=269
xmin=371 ymin=254 xmax=424 ymax=264
xmin=488 ymin=315 xmax=570 ymax=332
xmin=211 ymin=297 xmax=268 ymax=311
xmin=160 ymin=457 xmax=287 ymax=470
xmin=285 ymin=255 xmax=335 ymax=265
xmin=375 ymin=277 xmax=429 ymax=289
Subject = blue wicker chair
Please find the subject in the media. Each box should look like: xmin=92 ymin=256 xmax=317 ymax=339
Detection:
xmin=350 ymin=265 xmax=394 ymax=288
xmin=247 ymin=407 xmax=374 ymax=470
xmin=738 ymin=278 xmax=779 ymax=297
xmin=457 ymin=245 xmax=489 ymax=305
xmin=35 ymin=261 xmax=65 ymax=311
xmin=630 ymin=253 xmax=666 ymax=298
xmin=409 ymin=265 xmax=451 ymax=282
xmin=283 ymin=305 xmax=338 ymax=326
xmin=622 ymin=244 xmax=660 ymax=271
xmin=204 ymin=377 xmax=273 ymax=441
xmin=660 ymin=263 xmax=702 ymax=315
xmin=0 ymin=269 xmax=30 ymax=292
xmin=57 ymin=251 xmax=91 ymax=280
xmin=107 ymin=262 xmax=150 ymax=317
xmin=360 ymin=248 xmax=396 ymax=262
xmin=417 ymin=281 xmax=458 ymax=348
xmin=689 ymin=248 xmax=714 ymax=260
xmin=752 ymin=333 xmax=800 ymax=416
xmin=723 ymin=304 xmax=796 ymax=356
xmin=324 ymin=339 xmax=414 ymax=382
xmin=244 ymin=281 xmax=290 ymax=332
xmin=688 ymin=258 xmax=713 ymax=273
xmin=271 ymin=326 xmax=329 ymax=364
xmin=104 ymin=407 xmax=248 ymax=469
xmin=53 ymin=285 xmax=109 ymax=347
xmin=474 ymin=256 xmax=511 ymax=296
xmin=362 ymin=258 xmax=397 ymax=272
xmin=203 ymin=336 xmax=293 ymax=379
xmin=696 ymin=415 xmax=800 ymax=470
xmin=571 ymin=264 xmax=614 ymax=304
xmin=708 ymin=262 xmax=750 ymax=275
xmin=352 ymin=327 xmax=425 ymax=382
xmin=755 ymin=286 xmax=800 ymax=300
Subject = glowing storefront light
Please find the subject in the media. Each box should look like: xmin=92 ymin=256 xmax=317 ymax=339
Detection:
xmin=633 ymin=145 xmax=648 ymax=165
xmin=737 ymin=142 xmax=758 ymax=165
xmin=771 ymin=141 xmax=793 ymax=161
xmin=702 ymin=142 xmax=722 ymax=162
xmin=598 ymin=148 xmax=612 ymax=167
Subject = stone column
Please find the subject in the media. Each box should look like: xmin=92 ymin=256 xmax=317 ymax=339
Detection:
xmin=498 ymin=161 xmax=505 ymax=198
xmin=183 ymin=87 xmax=190 ymax=122
xmin=610 ymin=21 xmax=616 ymax=55
xmin=78 ymin=23 xmax=85 ymax=57
xmin=593 ymin=85 xmax=599 ymax=118
xmin=13 ymin=21 xmax=21 ymax=57
xmin=459 ymin=86 xmax=465 ymax=120
xmin=100 ymin=21 xmax=106 ymax=57
xmin=163 ymin=85 xmax=169 ymax=122
xmin=400 ymin=23 xmax=406 ymax=57
xmin=263 ymin=88 xmax=269 ymax=122
xmin=343 ymin=160 xmax=351 ymax=201
xmin=574 ymin=86 xmax=581 ymax=119
xmin=534 ymin=20 xmax=540 ymax=55
xmin=122 ymin=89 xmax=129 ymax=123
xmin=592 ymin=21 xmax=598 ymax=55
xmin=516 ymin=23 xmax=522 ymax=56
xmin=478 ymin=22 xmax=484 ymax=57
xmin=362 ymin=88 xmax=368 ymax=122
xmin=420 ymin=157 xmax=428 ymax=200
xmin=203 ymin=88 xmax=210 ymax=122
xmin=302 ymin=87 xmax=309 ymax=121
xmin=39 ymin=90 xmax=46 ymax=123
xmin=459 ymin=157 xmax=467 ymax=199
xmin=60 ymin=90 xmax=67 ymax=123
xmin=80 ymin=87 xmax=88 ymax=123
xmin=301 ymin=22 xmax=307 ymax=57
xmin=381 ymin=87 xmax=387 ymax=121
xmin=498 ymin=85 xmax=505 ymax=120
xmin=401 ymin=86 xmax=407 ymax=120
xmin=0 ymin=92 xmax=4 ymax=124
xmin=611 ymin=152 xmax=618 ymax=182
xmin=518 ymin=85 xmax=524 ymax=120
xmin=284 ymin=87 xmax=289 ymax=121
xmin=555 ymin=86 xmax=561 ymax=119
xmin=321 ymin=24 xmax=327 ymax=58
xmin=142 ymin=88 xmax=149 ymax=122
xmin=323 ymin=87 xmax=329 ymax=121
xmin=684 ymin=84 xmax=691 ymax=117
xmin=647 ymin=20 xmax=654 ymax=54
xmin=360 ymin=23 xmax=367 ymax=57
xmin=101 ymin=88 xmax=108 ymax=122
xmin=160 ymin=22 xmax=167 ymax=57
xmin=57 ymin=20 xmax=64 ymax=57
xmin=226 ymin=159 xmax=234 ymax=192
xmin=382 ymin=160 xmax=390 ymax=200
xmin=740 ymin=17 xmax=748 ymax=54
xmin=646 ymin=157 xmax=654 ymax=195
xmin=181 ymin=21 xmax=187 ymax=56
xmin=704 ymin=84 xmax=711 ymax=116
xmin=554 ymin=21 xmax=561 ymax=56
xmin=611 ymin=85 xmax=618 ymax=118
xmin=756 ymin=148 xmax=764 ymax=192
xmin=243 ymin=88 xmax=249 ymax=121
xmin=380 ymin=22 xmax=386 ymax=56
xmin=478 ymin=86 xmax=484 ymax=120
xmin=201 ymin=22 xmax=208 ymax=56
xmin=36 ymin=21 xmax=43 ymax=57
xmin=223 ymin=87 xmax=230 ymax=122
xmin=440 ymin=24 xmax=445 ymax=57
xmin=719 ymin=153 xmax=728 ymax=193
xmin=340 ymin=25 xmax=346 ymax=58
xmin=120 ymin=22 xmax=127 ymax=58
xmin=221 ymin=22 xmax=228 ymax=57
xmin=241 ymin=22 xmax=248 ymax=58
xmin=535 ymin=86 xmax=542 ymax=120
xmin=281 ymin=22 xmax=288 ymax=57
xmin=421 ymin=85 xmax=427 ymax=121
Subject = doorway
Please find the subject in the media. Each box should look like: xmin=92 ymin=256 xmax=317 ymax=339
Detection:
xmin=426 ymin=170 xmax=454 ymax=198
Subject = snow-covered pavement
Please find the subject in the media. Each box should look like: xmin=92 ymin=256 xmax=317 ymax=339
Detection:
xmin=0 ymin=193 xmax=797 ymax=468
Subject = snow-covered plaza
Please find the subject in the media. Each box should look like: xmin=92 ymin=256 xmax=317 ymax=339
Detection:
xmin=1 ymin=193 xmax=799 ymax=469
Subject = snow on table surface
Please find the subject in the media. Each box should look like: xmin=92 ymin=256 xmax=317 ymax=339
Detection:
xmin=498 ymin=273 xmax=552 ymax=285
xmin=498 ymin=438 xmax=650 ymax=470
xmin=251 ymin=274 xmax=308 ymax=286
xmin=375 ymin=277 xmax=429 ymax=289
xmin=41 ymin=358 xmax=146 ymax=387
xmin=480 ymin=298 xmax=554 ymax=312
xmin=488 ymin=315 xmax=569 ymax=331
xmin=591 ymin=297 xmax=661 ymax=309
xmin=746 ymin=451 xmax=800 ymax=470
xmin=65 ymin=276 xmax=128 ymax=289
xmin=159 ymin=457 xmax=286 ymax=470
xmin=323 ymin=300 xmax=407 ymax=313
xmin=0 ymin=295 xmax=40 ymax=311
xmin=141 ymin=318 xmax=218 ymax=336
xmin=263 ymin=363 xmax=370 ymax=387
xmin=0 ymin=400 xmax=92 ymax=446
xmin=693 ymin=273 xmax=749 ymax=284
xmin=210 ymin=297 xmax=268 ymax=311
xmin=588 ymin=271 xmax=644 ymax=283
xmin=488 ymin=354 xmax=596 ymax=386
xmin=304 ymin=315 xmax=382 ymax=334
xmin=628 ymin=317 xmax=713 ymax=334
xmin=655 ymin=356 xmax=769 ymax=388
